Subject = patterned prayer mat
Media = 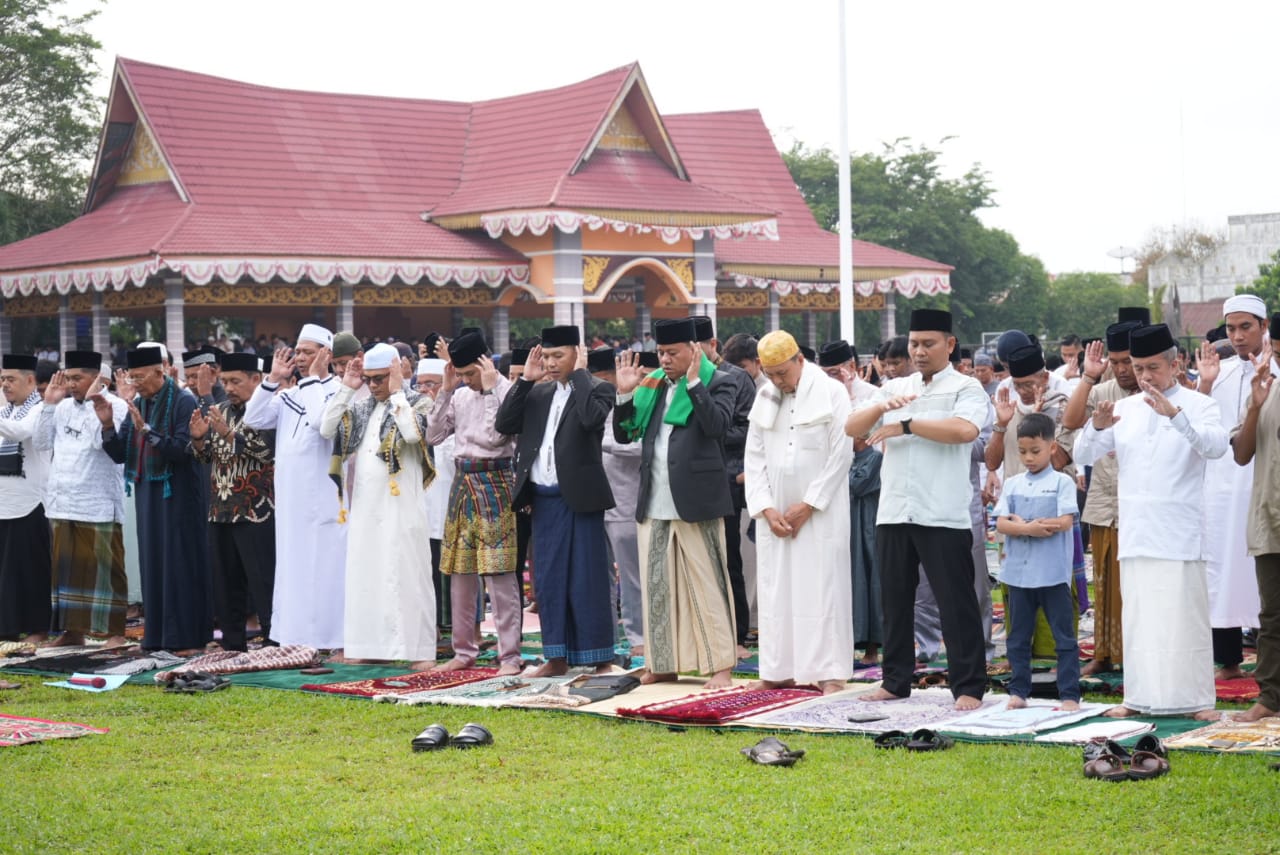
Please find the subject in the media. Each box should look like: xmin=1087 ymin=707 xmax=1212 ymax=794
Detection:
xmin=1075 ymin=670 xmax=1260 ymax=703
xmin=747 ymin=687 xmax=1003 ymax=733
xmin=0 ymin=648 xmax=148 ymax=676
xmin=1163 ymin=716 xmax=1280 ymax=753
xmin=303 ymin=668 xmax=498 ymax=698
xmin=0 ymin=713 xmax=108 ymax=748
xmin=379 ymin=676 xmax=574 ymax=707
xmin=616 ymin=686 xmax=821 ymax=725
xmin=158 ymin=646 xmax=322 ymax=682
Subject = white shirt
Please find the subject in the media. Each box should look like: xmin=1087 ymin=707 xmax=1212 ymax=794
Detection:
xmin=34 ymin=393 xmax=128 ymax=524
xmin=531 ymin=381 xmax=572 ymax=487
xmin=864 ymin=364 xmax=989 ymax=529
xmin=0 ymin=395 xmax=50 ymax=519
xmin=1074 ymin=383 xmax=1228 ymax=561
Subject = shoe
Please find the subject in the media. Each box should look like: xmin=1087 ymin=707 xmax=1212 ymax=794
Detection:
xmin=411 ymin=724 xmax=450 ymax=752
xmin=740 ymin=736 xmax=805 ymax=767
xmin=449 ymin=723 xmax=494 ymax=749
xmin=163 ymin=672 xmax=230 ymax=693
xmin=873 ymin=730 xmax=909 ymax=749
xmin=905 ymin=728 xmax=954 ymax=752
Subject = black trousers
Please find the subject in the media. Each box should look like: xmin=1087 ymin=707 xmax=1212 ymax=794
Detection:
xmin=723 ymin=510 xmax=750 ymax=644
xmin=516 ymin=509 xmax=532 ymax=606
xmin=209 ymin=520 xmax=275 ymax=651
xmin=1212 ymin=626 xmax=1243 ymax=669
xmin=877 ymin=523 xmax=987 ymax=700
xmin=0 ymin=504 xmax=52 ymax=638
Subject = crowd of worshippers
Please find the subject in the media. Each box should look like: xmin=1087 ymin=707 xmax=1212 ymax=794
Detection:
xmin=1 ymin=299 xmax=1277 ymax=722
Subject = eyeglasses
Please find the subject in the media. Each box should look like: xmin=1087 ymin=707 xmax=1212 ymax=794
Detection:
xmin=362 ymin=373 xmax=392 ymax=385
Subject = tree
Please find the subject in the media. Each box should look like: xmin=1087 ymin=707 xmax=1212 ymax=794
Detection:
xmin=1043 ymin=272 xmax=1149 ymax=342
xmin=783 ymin=139 xmax=1051 ymax=345
xmin=1241 ymin=247 xmax=1280 ymax=311
xmin=0 ymin=0 xmax=101 ymax=244
xmin=1130 ymin=224 xmax=1226 ymax=288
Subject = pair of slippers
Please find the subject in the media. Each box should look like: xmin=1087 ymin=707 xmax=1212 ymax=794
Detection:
xmin=740 ymin=736 xmax=805 ymax=767
xmin=874 ymin=728 xmax=954 ymax=751
xmin=411 ymin=723 xmax=493 ymax=752
xmin=163 ymin=672 xmax=230 ymax=693
xmin=1083 ymin=735 xmax=1169 ymax=781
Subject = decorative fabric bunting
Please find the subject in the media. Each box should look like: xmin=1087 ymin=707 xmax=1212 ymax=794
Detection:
xmin=730 ymin=272 xmax=951 ymax=298
xmin=480 ymin=210 xmax=779 ymax=245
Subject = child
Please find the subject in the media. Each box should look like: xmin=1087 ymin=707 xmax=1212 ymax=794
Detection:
xmin=993 ymin=413 xmax=1082 ymax=710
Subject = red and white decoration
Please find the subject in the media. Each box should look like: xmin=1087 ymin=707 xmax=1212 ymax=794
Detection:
xmin=729 ymin=271 xmax=951 ymax=298
xmin=481 ymin=210 xmax=779 ymax=244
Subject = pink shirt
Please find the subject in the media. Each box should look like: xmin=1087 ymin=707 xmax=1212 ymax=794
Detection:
xmin=426 ymin=375 xmax=515 ymax=459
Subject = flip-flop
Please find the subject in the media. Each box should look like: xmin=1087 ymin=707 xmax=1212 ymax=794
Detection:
xmin=1127 ymin=750 xmax=1170 ymax=780
xmin=740 ymin=737 xmax=805 ymax=767
xmin=0 ymin=680 xmax=22 ymax=691
xmin=449 ymin=723 xmax=494 ymax=748
xmin=905 ymin=728 xmax=954 ymax=751
xmin=1084 ymin=753 xmax=1129 ymax=782
xmin=411 ymin=724 xmax=450 ymax=752
xmin=873 ymin=730 xmax=909 ymax=749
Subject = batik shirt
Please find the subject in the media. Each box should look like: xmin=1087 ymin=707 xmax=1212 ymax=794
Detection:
xmin=190 ymin=401 xmax=275 ymax=524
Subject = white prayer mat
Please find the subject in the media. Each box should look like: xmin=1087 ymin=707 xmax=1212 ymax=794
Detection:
xmin=1033 ymin=719 xmax=1156 ymax=745
xmin=742 ymin=687 xmax=1005 ymax=733
xmin=937 ymin=701 xmax=1110 ymax=736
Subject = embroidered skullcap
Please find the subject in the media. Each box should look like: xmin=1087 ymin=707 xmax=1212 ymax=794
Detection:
xmin=125 ymin=347 xmax=164 ymax=368
xmin=541 ymin=326 xmax=581 ymax=348
xmin=1006 ymin=344 xmax=1046 ymax=378
xmin=654 ymin=318 xmax=696 ymax=345
xmin=587 ymin=347 xmax=616 ymax=374
xmin=1129 ymin=324 xmax=1177 ymax=358
xmin=1224 ymin=294 xmax=1267 ymax=319
xmin=691 ymin=316 xmax=714 ymax=343
xmin=63 ymin=351 xmax=102 ymax=371
xmin=1117 ymin=306 xmax=1151 ymax=326
xmin=417 ymin=358 xmax=447 ymax=377
xmin=909 ymin=308 xmax=952 ymax=333
xmin=362 ymin=343 xmax=397 ymax=371
xmin=331 ymin=332 xmax=361 ymax=359
xmin=183 ymin=350 xmax=218 ymax=368
xmin=297 ymin=324 xmax=333 ymax=349
xmin=758 ymin=331 xmax=800 ymax=368
xmin=818 ymin=340 xmax=854 ymax=368
xmin=220 ymin=353 xmax=260 ymax=373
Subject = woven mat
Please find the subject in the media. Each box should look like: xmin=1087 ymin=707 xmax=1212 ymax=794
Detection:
xmin=746 ymin=686 xmax=1003 ymax=733
xmin=1074 ymin=670 xmax=1260 ymax=703
xmin=617 ymin=685 xmax=820 ymax=725
xmin=0 ymin=713 xmax=108 ymax=748
xmin=1163 ymin=715 xmax=1280 ymax=753
xmin=303 ymin=668 xmax=498 ymax=698
xmin=378 ymin=675 xmax=574 ymax=707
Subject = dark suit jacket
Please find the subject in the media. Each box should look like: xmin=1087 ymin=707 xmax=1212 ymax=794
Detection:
xmin=612 ymin=370 xmax=736 ymax=523
xmin=495 ymin=369 xmax=616 ymax=514
xmin=715 ymin=360 xmax=755 ymax=510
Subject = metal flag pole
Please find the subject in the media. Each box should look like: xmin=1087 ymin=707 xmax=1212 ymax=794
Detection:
xmin=837 ymin=0 xmax=855 ymax=345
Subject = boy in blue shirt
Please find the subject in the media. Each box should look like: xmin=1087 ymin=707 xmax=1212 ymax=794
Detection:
xmin=994 ymin=413 xmax=1082 ymax=710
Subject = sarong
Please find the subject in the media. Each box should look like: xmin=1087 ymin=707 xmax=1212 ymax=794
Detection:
xmin=440 ymin=458 xmax=516 ymax=576
xmin=636 ymin=518 xmax=736 ymax=676
xmin=531 ymin=485 xmax=613 ymax=665
xmin=51 ymin=520 xmax=127 ymax=637
xmin=1090 ymin=524 xmax=1122 ymax=663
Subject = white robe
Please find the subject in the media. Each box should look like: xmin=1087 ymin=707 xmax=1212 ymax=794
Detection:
xmin=1202 ymin=355 xmax=1262 ymax=628
xmin=423 ymin=434 xmax=455 ymax=541
xmin=323 ymin=388 xmax=436 ymax=661
xmin=243 ymin=377 xmax=346 ymax=648
xmin=745 ymin=363 xmax=855 ymax=683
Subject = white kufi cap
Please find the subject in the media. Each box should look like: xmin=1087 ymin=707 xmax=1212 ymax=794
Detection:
xmin=297 ymin=323 xmax=334 ymax=349
xmin=362 ymin=343 xmax=397 ymax=370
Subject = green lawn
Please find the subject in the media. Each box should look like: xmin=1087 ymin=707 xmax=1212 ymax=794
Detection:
xmin=1 ymin=676 xmax=1276 ymax=855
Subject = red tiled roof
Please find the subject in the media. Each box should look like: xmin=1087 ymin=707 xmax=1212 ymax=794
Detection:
xmin=665 ymin=110 xmax=951 ymax=274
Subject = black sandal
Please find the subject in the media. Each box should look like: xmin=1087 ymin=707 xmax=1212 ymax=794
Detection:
xmin=449 ymin=723 xmax=494 ymax=748
xmin=411 ymin=724 xmax=450 ymax=752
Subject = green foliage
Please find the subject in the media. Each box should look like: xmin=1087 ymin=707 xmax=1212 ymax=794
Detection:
xmin=1043 ymin=272 xmax=1151 ymax=341
xmin=1242 ymin=246 xmax=1280 ymax=311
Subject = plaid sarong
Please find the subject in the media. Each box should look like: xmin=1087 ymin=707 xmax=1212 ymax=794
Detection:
xmin=440 ymin=458 xmax=516 ymax=576
xmin=50 ymin=520 xmax=127 ymax=637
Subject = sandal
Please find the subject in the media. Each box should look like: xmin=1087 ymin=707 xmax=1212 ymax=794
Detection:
xmin=449 ymin=722 xmax=494 ymax=749
xmin=411 ymin=724 xmax=450 ymax=752
xmin=740 ymin=736 xmax=805 ymax=767
xmin=873 ymin=730 xmax=909 ymax=750
xmin=1083 ymin=753 xmax=1129 ymax=782
xmin=1127 ymin=750 xmax=1170 ymax=780
xmin=905 ymin=728 xmax=954 ymax=751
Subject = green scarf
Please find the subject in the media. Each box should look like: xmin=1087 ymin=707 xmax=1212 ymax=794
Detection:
xmin=619 ymin=353 xmax=716 ymax=441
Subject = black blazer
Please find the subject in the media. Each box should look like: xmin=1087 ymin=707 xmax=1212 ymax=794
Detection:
xmin=612 ymin=371 xmax=736 ymax=523
xmin=495 ymin=369 xmax=616 ymax=514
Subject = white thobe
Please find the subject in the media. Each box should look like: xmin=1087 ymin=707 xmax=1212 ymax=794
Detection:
xmin=423 ymin=434 xmax=455 ymax=541
xmin=243 ymin=376 xmax=347 ymax=648
xmin=323 ymin=387 xmax=436 ymax=661
xmin=745 ymin=364 xmax=855 ymax=683
xmin=1202 ymin=355 xmax=1262 ymax=628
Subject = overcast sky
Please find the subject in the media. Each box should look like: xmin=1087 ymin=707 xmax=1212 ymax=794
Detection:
xmin=66 ymin=0 xmax=1280 ymax=273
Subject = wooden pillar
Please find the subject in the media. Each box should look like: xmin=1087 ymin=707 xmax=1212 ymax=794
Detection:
xmin=337 ymin=283 xmax=354 ymax=333
xmin=91 ymin=290 xmax=109 ymax=355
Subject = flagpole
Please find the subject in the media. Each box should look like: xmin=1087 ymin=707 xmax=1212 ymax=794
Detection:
xmin=837 ymin=0 xmax=854 ymax=345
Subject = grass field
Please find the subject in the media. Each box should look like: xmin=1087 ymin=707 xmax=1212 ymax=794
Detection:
xmin=2 ymin=675 xmax=1277 ymax=855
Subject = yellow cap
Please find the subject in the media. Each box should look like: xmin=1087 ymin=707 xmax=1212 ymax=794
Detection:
xmin=758 ymin=330 xmax=800 ymax=368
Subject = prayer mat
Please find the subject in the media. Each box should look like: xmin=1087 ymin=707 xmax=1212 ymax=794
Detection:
xmin=1163 ymin=716 xmax=1280 ymax=753
xmin=1078 ymin=638 xmax=1095 ymax=659
xmin=936 ymin=702 xmax=1108 ymax=736
xmin=381 ymin=676 xmax=574 ymax=707
xmin=731 ymin=656 xmax=759 ymax=676
xmin=211 ymin=662 xmax=410 ymax=692
xmin=304 ymin=668 xmax=498 ymax=699
xmin=0 ymin=648 xmax=145 ymax=676
xmin=1215 ymin=677 xmax=1261 ymax=703
xmin=748 ymin=687 xmax=1004 ymax=733
xmin=0 ymin=713 xmax=108 ymax=748
xmin=0 ymin=641 xmax=35 ymax=657
xmin=1033 ymin=720 xmax=1156 ymax=745
xmin=850 ymin=663 xmax=948 ymax=684
xmin=617 ymin=686 xmax=821 ymax=725
xmin=157 ymin=645 xmax=321 ymax=682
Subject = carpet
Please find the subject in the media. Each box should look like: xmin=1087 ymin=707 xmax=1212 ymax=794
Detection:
xmin=617 ymin=686 xmax=821 ymax=725
xmin=1163 ymin=716 xmax=1280 ymax=753
xmin=381 ymin=675 xmax=575 ymax=707
xmin=936 ymin=702 xmax=1108 ymax=736
xmin=0 ymin=713 xmax=108 ymax=748
xmin=304 ymin=668 xmax=498 ymax=698
xmin=1075 ymin=671 xmax=1260 ymax=703
xmin=1033 ymin=720 xmax=1156 ymax=745
xmin=747 ymin=687 xmax=1004 ymax=733
xmin=0 ymin=648 xmax=146 ymax=675
xmin=158 ymin=646 xmax=322 ymax=681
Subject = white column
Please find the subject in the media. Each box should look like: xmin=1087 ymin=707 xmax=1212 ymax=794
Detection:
xmin=692 ymin=236 xmax=717 ymax=329
xmin=765 ymin=289 xmax=781 ymax=332
xmin=91 ymin=290 xmax=110 ymax=355
xmin=491 ymin=305 xmax=510 ymax=352
xmin=553 ymin=231 xmax=585 ymax=340
xmin=803 ymin=311 xmax=818 ymax=348
xmin=164 ymin=277 xmax=185 ymax=369
xmin=337 ymin=283 xmax=355 ymax=332
xmin=58 ymin=296 xmax=76 ymax=356
xmin=880 ymin=291 xmax=897 ymax=341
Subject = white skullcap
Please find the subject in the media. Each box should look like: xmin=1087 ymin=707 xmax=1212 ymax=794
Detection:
xmin=417 ymin=358 xmax=447 ymax=377
xmin=1223 ymin=294 xmax=1266 ymax=319
xmin=137 ymin=341 xmax=169 ymax=363
xmin=297 ymin=323 xmax=333 ymax=349
xmin=362 ymin=343 xmax=397 ymax=370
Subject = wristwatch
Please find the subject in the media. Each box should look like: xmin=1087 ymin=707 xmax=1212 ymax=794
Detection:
xmin=900 ymin=417 xmax=913 ymax=435
xmin=140 ymin=423 xmax=152 ymax=435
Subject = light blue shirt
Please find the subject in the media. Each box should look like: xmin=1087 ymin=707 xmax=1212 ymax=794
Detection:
xmin=994 ymin=467 xmax=1077 ymax=588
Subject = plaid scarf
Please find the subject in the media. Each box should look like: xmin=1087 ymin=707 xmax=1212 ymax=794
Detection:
xmin=328 ymin=391 xmax=435 ymax=522
xmin=0 ymin=390 xmax=41 ymax=477
xmin=122 ymin=376 xmax=178 ymax=498
xmin=618 ymin=353 xmax=715 ymax=442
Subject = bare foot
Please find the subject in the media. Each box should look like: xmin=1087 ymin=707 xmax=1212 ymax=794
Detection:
xmin=1081 ymin=659 xmax=1112 ymax=676
xmin=24 ymin=633 xmax=48 ymax=644
xmin=496 ymin=661 xmax=524 ymax=676
xmin=1193 ymin=708 xmax=1224 ymax=722
xmin=102 ymin=636 xmax=132 ymax=649
xmin=409 ymin=660 xmax=438 ymax=671
xmin=748 ymin=679 xmax=795 ymax=691
xmin=638 ymin=669 xmax=677 ymax=685
xmin=736 ymin=645 xmax=752 ymax=660
xmin=703 ymin=668 xmax=733 ymax=690
xmin=47 ymin=633 xmax=85 ymax=648
xmin=432 ymin=657 xmax=476 ymax=672
xmin=1059 ymin=699 xmax=1080 ymax=711
xmin=1215 ymin=666 xmax=1246 ymax=681
xmin=954 ymin=694 xmax=982 ymax=711
xmin=173 ymin=648 xmax=205 ymax=657
xmin=858 ymin=657 xmax=879 ymax=667
xmin=524 ymin=659 xmax=569 ymax=678
xmin=820 ymin=679 xmax=847 ymax=695
xmin=860 ymin=687 xmax=907 ymax=702
xmin=1104 ymin=705 xmax=1139 ymax=718
xmin=593 ymin=663 xmax=614 ymax=674
xmin=1233 ymin=702 xmax=1278 ymax=722
xmin=1006 ymin=695 xmax=1028 ymax=710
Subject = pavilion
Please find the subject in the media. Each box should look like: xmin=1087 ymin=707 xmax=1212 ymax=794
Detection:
xmin=0 ymin=58 xmax=952 ymax=357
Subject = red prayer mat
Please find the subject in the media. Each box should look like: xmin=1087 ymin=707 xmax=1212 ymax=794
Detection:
xmin=1216 ymin=677 xmax=1260 ymax=703
xmin=0 ymin=713 xmax=108 ymax=748
xmin=302 ymin=668 xmax=499 ymax=698
xmin=617 ymin=686 xmax=821 ymax=724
